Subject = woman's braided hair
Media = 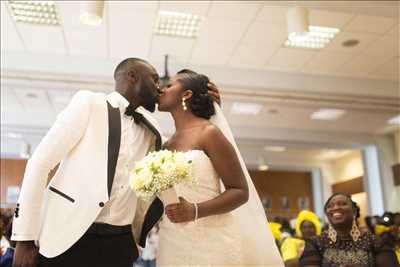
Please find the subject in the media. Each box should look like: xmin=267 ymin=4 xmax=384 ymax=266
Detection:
xmin=176 ymin=69 xmax=215 ymax=119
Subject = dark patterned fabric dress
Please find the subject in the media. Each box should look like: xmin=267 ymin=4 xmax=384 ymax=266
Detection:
xmin=299 ymin=230 xmax=399 ymax=267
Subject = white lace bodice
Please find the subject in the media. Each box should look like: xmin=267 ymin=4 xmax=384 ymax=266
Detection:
xmin=162 ymin=150 xmax=235 ymax=228
xmin=176 ymin=150 xmax=221 ymax=201
xmin=157 ymin=150 xmax=241 ymax=266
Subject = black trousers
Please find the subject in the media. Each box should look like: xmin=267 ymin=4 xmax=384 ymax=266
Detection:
xmin=38 ymin=229 xmax=138 ymax=267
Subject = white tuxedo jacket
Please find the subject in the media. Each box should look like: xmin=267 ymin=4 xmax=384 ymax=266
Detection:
xmin=11 ymin=90 xmax=162 ymax=258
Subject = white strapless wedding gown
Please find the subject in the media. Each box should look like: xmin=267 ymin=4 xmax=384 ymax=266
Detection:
xmin=157 ymin=150 xmax=279 ymax=267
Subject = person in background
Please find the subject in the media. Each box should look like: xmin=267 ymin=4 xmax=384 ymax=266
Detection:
xmin=280 ymin=210 xmax=321 ymax=267
xmin=138 ymin=226 xmax=159 ymax=267
xmin=0 ymin=218 xmax=14 ymax=267
xmin=269 ymin=222 xmax=283 ymax=250
xmin=374 ymin=213 xmax=400 ymax=264
xmin=274 ymin=216 xmax=295 ymax=239
xmin=300 ymin=193 xmax=398 ymax=267
xmin=394 ymin=213 xmax=400 ymax=228
xmin=394 ymin=212 xmax=400 ymax=263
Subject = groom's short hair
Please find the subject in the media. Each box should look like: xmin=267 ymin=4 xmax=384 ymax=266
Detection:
xmin=114 ymin=58 xmax=150 ymax=80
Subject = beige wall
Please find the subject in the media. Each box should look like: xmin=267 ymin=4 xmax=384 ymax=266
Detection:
xmin=351 ymin=192 xmax=368 ymax=226
xmin=394 ymin=130 xmax=400 ymax=164
xmin=376 ymin=133 xmax=400 ymax=212
xmin=332 ymin=150 xmax=364 ymax=182
xmin=320 ymin=150 xmax=369 ymax=216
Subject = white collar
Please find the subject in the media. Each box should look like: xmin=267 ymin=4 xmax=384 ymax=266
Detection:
xmin=106 ymin=92 xmax=130 ymax=112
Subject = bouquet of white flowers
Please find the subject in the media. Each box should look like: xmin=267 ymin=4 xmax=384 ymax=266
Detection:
xmin=129 ymin=150 xmax=195 ymax=203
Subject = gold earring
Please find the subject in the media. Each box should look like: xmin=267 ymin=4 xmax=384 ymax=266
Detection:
xmin=328 ymin=223 xmax=337 ymax=244
xmin=350 ymin=217 xmax=360 ymax=242
xmin=182 ymin=98 xmax=187 ymax=111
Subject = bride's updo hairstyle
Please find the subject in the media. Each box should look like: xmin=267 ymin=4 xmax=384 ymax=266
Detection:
xmin=176 ymin=69 xmax=215 ymax=119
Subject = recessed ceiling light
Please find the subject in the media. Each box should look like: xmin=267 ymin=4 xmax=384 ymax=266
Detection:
xmin=264 ymin=146 xmax=286 ymax=152
xmin=26 ymin=93 xmax=38 ymax=98
xmin=388 ymin=115 xmax=400 ymax=125
xmin=342 ymin=39 xmax=359 ymax=47
xmin=8 ymin=0 xmax=60 ymax=26
xmin=155 ymin=10 xmax=203 ymax=38
xmin=310 ymin=108 xmax=346 ymax=120
xmin=230 ymin=102 xmax=263 ymax=115
xmin=284 ymin=25 xmax=339 ymax=49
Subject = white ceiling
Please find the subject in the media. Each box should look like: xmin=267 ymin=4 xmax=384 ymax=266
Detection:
xmin=1 ymin=0 xmax=399 ymax=169
xmin=1 ymin=1 xmax=399 ymax=80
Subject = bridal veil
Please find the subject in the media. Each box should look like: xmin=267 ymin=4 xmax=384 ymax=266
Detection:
xmin=210 ymin=103 xmax=284 ymax=267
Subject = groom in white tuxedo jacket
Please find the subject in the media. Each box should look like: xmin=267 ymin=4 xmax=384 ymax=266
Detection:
xmin=11 ymin=58 xmax=166 ymax=267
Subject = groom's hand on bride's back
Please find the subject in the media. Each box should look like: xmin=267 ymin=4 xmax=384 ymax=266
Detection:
xmin=207 ymin=82 xmax=222 ymax=106
xmin=165 ymin=197 xmax=195 ymax=223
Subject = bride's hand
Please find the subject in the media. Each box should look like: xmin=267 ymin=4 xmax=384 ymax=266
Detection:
xmin=165 ymin=197 xmax=195 ymax=223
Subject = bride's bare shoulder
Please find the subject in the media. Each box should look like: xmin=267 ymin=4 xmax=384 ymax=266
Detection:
xmin=199 ymin=124 xmax=228 ymax=147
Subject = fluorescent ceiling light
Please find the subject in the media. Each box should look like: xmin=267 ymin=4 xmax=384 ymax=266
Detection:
xmin=264 ymin=146 xmax=286 ymax=152
xmin=388 ymin=115 xmax=400 ymax=125
xmin=230 ymin=102 xmax=263 ymax=115
xmin=4 ymin=132 xmax=23 ymax=139
xmin=310 ymin=108 xmax=346 ymax=120
xmin=285 ymin=26 xmax=340 ymax=49
xmin=8 ymin=0 xmax=59 ymax=26
xmin=155 ymin=10 xmax=203 ymax=38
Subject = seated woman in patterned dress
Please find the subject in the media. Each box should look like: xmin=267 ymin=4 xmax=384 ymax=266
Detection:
xmin=300 ymin=193 xmax=398 ymax=267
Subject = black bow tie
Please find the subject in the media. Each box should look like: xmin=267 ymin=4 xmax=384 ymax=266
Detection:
xmin=124 ymin=104 xmax=162 ymax=151
xmin=125 ymin=104 xmax=144 ymax=124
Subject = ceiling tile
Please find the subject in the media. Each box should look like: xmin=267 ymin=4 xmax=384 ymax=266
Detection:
xmin=47 ymin=89 xmax=72 ymax=113
xmin=228 ymin=44 xmax=277 ymax=68
xmin=267 ymin=47 xmax=317 ymax=72
xmin=57 ymin=1 xmax=107 ymax=57
xmin=309 ymin=9 xmax=355 ymax=29
xmin=189 ymin=40 xmax=236 ymax=66
xmin=370 ymin=57 xmax=399 ymax=80
xmin=208 ymin=1 xmax=263 ymax=20
xmin=149 ymin=35 xmax=195 ymax=64
xmin=0 ymin=87 xmax=23 ymax=112
xmin=47 ymin=89 xmax=71 ymax=103
xmin=16 ymin=23 xmax=66 ymax=54
xmin=108 ymin=2 xmax=158 ymax=60
xmin=13 ymin=88 xmax=52 ymax=112
xmin=334 ymin=52 xmax=393 ymax=77
xmin=302 ymin=51 xmax=354 ymax=74
xmin=386 ymin=23 xmax=399 ymax=36
xmin=197 ymin=18 xmax=249 ymax=43
xmin=324 ymin=31 xmax=379 ymax=54
xmin=343 ymin=15 xmax=397 ymax=34
xmin=0 ymin=1 xmax=24 ymax=52
xmin=109 ymin=1 xmax=158 ymax=14
xmin=364 ymin=35 xmax=399 ymax=58
xmin=241 ymin=22 xmax=287 ymax=47
xmin=256 ymin=4 xmax=289 ymax=24
xmin=159 ymin=1 xmax=210 ymax=15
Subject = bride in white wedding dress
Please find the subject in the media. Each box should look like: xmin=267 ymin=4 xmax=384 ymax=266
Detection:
xmin=156 ymin=70 xmax=283 ymax=267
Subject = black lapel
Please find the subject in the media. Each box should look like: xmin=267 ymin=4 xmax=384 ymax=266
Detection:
xmin=139 ymin=197 xmax=164 ymax=247
xmin=107 ymin=102 xmax=121 ymax=198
